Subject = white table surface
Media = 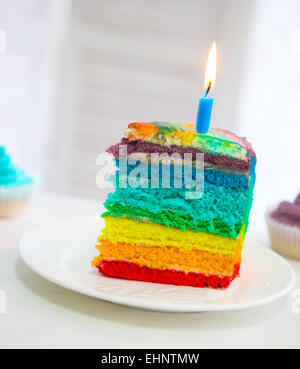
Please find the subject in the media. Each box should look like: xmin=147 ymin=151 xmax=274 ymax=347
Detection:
xmin=0 ymin=192 xmax=299 ymax=349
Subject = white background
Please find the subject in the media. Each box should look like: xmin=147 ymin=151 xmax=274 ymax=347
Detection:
xmin=0 ymin=0 xmax=300 ymax=349
xmin=0 ymin=0 xmax=299 ymax=205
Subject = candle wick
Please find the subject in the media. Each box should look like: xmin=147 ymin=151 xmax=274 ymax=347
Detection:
xmin=204 ymin=81 xmax=212 ymax=97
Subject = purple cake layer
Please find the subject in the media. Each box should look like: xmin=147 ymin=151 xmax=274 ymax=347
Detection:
xmin=107 ymin=138 xmax=251 ymax=172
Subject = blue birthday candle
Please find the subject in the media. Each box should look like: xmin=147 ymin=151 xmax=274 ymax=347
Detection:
xmin=196 ymin=42 xmax=217 ymax=134
xmin=196 ymin=94 xmax=214 ymax=134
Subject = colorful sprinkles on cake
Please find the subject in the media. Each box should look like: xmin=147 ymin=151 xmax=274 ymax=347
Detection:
xmin=92 ymin=122 xmax=256 ymax=289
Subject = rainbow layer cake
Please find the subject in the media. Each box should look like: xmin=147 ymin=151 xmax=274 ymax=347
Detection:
xmin=92 ymin=122 xmax=256 ymax=289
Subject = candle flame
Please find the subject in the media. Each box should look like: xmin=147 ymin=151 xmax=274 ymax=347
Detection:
xmin=204 ymin=42 xmax=217 ymax=91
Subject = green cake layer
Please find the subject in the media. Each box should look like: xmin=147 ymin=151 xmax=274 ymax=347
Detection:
xmin=103 ymin=202 xmax=243 ymax=238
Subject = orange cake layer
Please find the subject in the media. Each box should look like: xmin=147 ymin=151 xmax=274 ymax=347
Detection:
xmin=92 ymin=240 xmax=242 ymax=276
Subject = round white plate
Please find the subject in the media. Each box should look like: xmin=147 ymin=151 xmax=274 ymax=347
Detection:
xmin=19 ymin=216 xmax=296 ymax=313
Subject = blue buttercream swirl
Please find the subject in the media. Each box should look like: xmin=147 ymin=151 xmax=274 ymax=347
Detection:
xmin=0 ymin=146 xmax=33 ymax=188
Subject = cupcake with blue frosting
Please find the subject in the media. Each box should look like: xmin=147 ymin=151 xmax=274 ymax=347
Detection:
xmin=0 ymin=146 xmax=35 ymax=217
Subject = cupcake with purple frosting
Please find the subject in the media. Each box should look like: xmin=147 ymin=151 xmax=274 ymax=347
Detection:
xmin=267 ymin=193 xmax=300 ymax=260
xmin=0 ymin=146 xmax=35 ymax=218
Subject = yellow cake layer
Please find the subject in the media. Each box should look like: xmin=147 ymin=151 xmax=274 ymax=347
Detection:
xmin=92 ymin=240 xmax=242 ymax=276
xmin=100 ymin=216 xmax=240 ymax=256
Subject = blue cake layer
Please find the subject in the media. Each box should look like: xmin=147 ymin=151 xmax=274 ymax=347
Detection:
xmin=115 ymin=160 xmax=249 ymax=193
xmin=106 ymin=184 xmax=247 ymax=228
xmin=106 ymin=159 xmax=251 ymax=238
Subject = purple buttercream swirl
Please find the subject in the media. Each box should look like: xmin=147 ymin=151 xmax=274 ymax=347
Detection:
xmin=295 ymin=193 xmax=300 ymax=206
xmin=271 ymin=194 xmax=300 ymax=227
xmin=107 ymin=138 xmax=250 ymax=172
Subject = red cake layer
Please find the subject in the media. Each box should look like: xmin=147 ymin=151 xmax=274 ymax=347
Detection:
xmin=95 ymin=260 xmax=240 ymax=289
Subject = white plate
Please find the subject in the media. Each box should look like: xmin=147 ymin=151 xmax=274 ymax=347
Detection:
xmin=19 ymin=216 xmax=296 ymax=313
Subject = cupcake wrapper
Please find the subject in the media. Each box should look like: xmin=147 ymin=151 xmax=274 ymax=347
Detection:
xmin=0 ymin=182 xmax=36 ymax=218
xmin=0 ymin=197 xmax=29 ymax=218
xmin=266 ymin=208 xmax=300 ymax=260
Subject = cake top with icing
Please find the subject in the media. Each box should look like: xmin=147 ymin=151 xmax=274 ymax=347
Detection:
xmin=271 ymin=193 xmax=300 ymax=228
xmin=125 ymin=122 xmax=255 ymax=161
xmin=0 ymin=146 xmax=33 ymax=188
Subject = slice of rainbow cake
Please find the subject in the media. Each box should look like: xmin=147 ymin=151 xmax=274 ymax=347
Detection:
xmin=92 ymin=122 xmax=256 ymax=289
